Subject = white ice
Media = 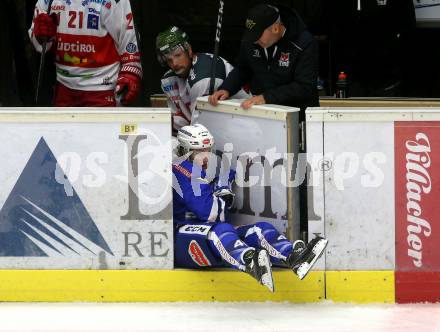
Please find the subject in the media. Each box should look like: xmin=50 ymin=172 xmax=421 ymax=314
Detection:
xmin=0 ymin=302 xmax=439 ymax=332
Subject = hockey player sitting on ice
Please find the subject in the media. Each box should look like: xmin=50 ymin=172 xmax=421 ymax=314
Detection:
xmin=29 ymin=0 xmax=142 ymax=106
xmin=173 ymin=124 xmax=328 ymax=292
xmin=156 ymin=26 xmax=250 ymax=134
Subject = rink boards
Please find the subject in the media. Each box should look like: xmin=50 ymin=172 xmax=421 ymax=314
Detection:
xmin=0 ymin=269 xmax=398 ymax=303
xmin=195 ymin=97 xmax=301 ymax=239
xmin=307 ymin=107 xmax=440 ymax=304
xmin=0 ymin=110 xmax=174 ymax=271
xmin=0 ymin=105 xmax=439 ymax=303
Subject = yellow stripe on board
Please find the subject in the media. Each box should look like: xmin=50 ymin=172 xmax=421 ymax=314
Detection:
xmin=326 ymin=271 xmax=395 ymax=304
xmin=0 ymin=270 xmax=324 ymax=303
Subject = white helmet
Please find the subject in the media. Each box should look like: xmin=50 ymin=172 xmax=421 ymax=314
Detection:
xmin=177 ymin=124 xmax=214 ymax=155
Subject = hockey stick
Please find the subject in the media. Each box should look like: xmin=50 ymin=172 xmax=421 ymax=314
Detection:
xmin=209 ymin=0 xmax=224 ymax=95
xmin=35 ymin=0 xmax=55 ymax=106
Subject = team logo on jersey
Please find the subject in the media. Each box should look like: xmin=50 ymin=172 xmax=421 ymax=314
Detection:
xmin=62 ymin=53 xmax=89 ymax=65
xmin=189 ymin=68 xmax=196 ymax=81
xmin=0 ymin=138 xmax=113 ymax=257
xmin=126 ymin=43 xmax=137 ymax=54
xmin=246 ymin=19 xmax=256 ymax=30
xmin=88 ymin=7 xmax=101 ymax=15
xmin=51 ymin=5 xmax=66 ymax=11
xmin=163 ymin=84 xmax=174 ymax=93
xmin=87 ymin=14 xmax=100 ymax=30
xmin=82 ymin=0 xmax=107 ymax=6
xmin=102 ymin=76 xmax=113 ymax=86
xmin=188 ymin=240 xmax=211 ymax=267
xmin=57 ymin=39 xmax=96 ymax=53
xmin=253 ymin=49 xmax=261 ymax=58
xmin=279 ymin=52 xmax=290 ymax=67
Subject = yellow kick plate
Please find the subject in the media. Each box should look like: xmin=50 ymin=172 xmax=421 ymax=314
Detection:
xmin=326 ymin=271 xmax=395 ymax=304
xmin=0 ymin=269 xmax=324 ymax=303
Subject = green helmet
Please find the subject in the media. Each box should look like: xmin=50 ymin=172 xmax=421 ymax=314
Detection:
xmin=156 ymin=26 xmax=190 ymax=66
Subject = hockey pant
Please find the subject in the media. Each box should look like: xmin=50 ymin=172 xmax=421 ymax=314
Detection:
xmin=174 ymin=221 xmax=292 ymax=270
xmin=53 ymin=82 xmax=116 ymax=107
xmin=175 ymin=222 xmax=251 ymax=271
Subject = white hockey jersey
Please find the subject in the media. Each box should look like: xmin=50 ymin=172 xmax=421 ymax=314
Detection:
xmin=161 ymin=53 xmax=250 ymax=132
xmin=29 ymin=0 xmax=142 ymax=91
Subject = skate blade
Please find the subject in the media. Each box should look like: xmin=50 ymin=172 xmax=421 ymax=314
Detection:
xmin=297 ymin=239 xmax=328 ymax=280
xmin=258 ymin=250 xmax=274 ymax=293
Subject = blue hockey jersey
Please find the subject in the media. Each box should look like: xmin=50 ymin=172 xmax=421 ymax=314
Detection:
xmin=172 ymin=159 xmax=235 ymax=224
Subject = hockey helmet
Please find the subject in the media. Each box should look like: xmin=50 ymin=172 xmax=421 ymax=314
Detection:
xmin=156 ymin=26 xmax=190 ymax=66
xmin=177 ymin=124 xmax=215 ymax=156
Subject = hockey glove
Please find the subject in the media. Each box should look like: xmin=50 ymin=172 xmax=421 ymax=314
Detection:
xmin=214 ymin=187 xmax=235 ymax=210
xmin=33 ymin=13 xmax=57 ymax=44
xmin=115 ymin=70 xmax=141 ymax=105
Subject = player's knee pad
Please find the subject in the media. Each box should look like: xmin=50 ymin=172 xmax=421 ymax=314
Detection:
xmin=237 ymin=222 xmax=279 ymax=246
xmin=236 ymin=224 xmax=259 ymax=247
xmin=254 ymin=221 xmax=278 ymax=233
xmin=208 ymin=223 xmax=250 ymax=271
xmin=242 ymin=221 xmax=292 ymax=264
xmin=210 ymin=222 xmax=236 ymax=237
xmin=175 ymin=223 xmax=224 ymax=269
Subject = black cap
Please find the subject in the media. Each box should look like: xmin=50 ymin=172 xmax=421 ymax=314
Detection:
xmin=242 ymin=4 xmax=280 ymax=42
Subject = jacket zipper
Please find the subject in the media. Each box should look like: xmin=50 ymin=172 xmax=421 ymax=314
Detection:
xmin=264 ymin=46 xmax=278 ymax=70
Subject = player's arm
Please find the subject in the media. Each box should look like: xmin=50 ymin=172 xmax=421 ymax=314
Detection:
xmin=102 ymin=0 xmax=142 ymax=105
xmin=218 ymin=43 xmax=253 ymax=96
xmin=190 ymin=181 xmax=228 ymax=222
xmin=209 ymin=46 xmax=252 ymax=105
xmin=174 ymin=167 xmax=229 ymax=222
xmin=222 ymin=57 xmax=251 ymax=99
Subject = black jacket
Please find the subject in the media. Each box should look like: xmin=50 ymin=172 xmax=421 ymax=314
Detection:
xmin=220 ymin=6 xmax=319 ymax=112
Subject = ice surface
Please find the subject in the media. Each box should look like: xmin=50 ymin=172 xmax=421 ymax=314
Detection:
xmin=0 ymin=302 xmax=439 ymax=332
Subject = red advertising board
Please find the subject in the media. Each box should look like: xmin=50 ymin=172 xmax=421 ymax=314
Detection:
xmin=395 ymin=121 xmax=440 ymax=303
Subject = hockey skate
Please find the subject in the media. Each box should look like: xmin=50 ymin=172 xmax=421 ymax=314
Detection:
xmin=287 ymin=236 xmax=328 ymax=280
xmin=244 ymin=249 xmax=274 ymax=292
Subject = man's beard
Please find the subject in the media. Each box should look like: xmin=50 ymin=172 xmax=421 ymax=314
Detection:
xmin=175 ymin=66 xmax=190 ymax=79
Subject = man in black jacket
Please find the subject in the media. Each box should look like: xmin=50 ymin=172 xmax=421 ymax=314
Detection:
xmin=209 ymin=3 xmax=319 ymax=117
